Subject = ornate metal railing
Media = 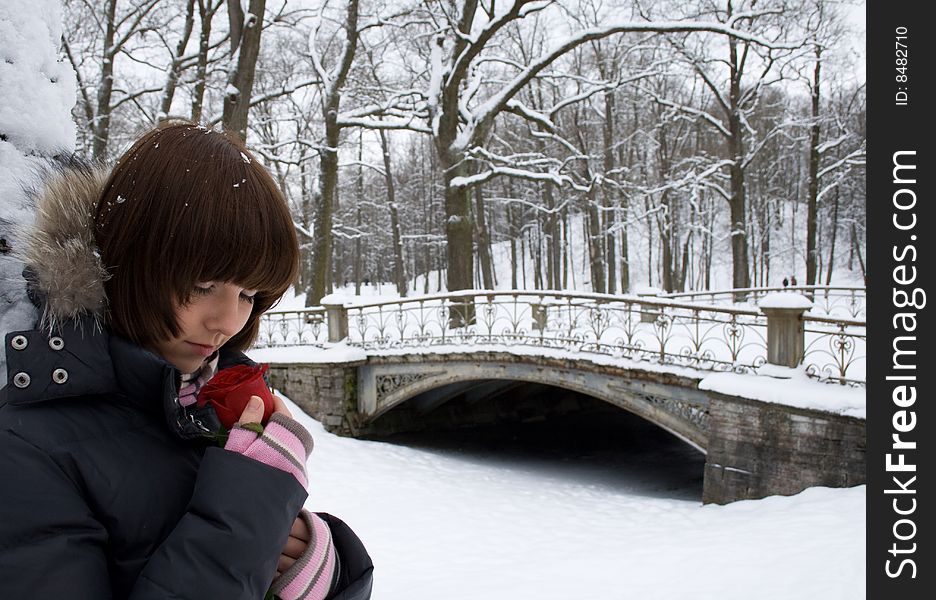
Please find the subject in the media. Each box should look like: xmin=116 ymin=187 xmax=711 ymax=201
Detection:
xmin=663 ymin=286 xmax=866 ymax=319
xmin=346 ymin=291 xmax=769 ymax=374
xmin=256 ymin=290 xmax=866 ymax=385
xmin=802 ymin=314 xmax=866 ymax=386
xmin=257 ymin=307 xmax=327 ymax=347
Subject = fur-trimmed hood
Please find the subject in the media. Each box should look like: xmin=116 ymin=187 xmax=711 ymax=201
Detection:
xmin=20 ymin=160 xmax=111 ymax=329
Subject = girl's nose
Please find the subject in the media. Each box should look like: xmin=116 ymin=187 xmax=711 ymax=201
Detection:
xmin=206 ymin=288 xmax=248 ymax=337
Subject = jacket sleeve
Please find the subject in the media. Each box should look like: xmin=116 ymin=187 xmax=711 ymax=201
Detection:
xmin=0 ymin=429 xmax=113 ymax=599
xmin=130 ymin=446 xmax=308 ymax=599
xmin=0 ymin=432 xmax=307 ymax=600
xmin=319 ymin=513 xmax=374 ymax=600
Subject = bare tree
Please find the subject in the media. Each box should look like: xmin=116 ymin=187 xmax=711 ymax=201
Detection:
xmin=306 ymin=0 xmax=360 ymax=305
xmin=377 ymin=129 xmax=408 ymax=296
xmin=62 ymin=0 xmax=164 ymax=158
xmin=221 ymin=0 xmax=266 ymax=138
xmin=799 ymin=0 xmax=863 ymax=287
xmin=645 ymin=0 xmax=805 ymax=293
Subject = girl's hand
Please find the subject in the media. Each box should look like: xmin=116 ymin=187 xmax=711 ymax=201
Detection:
xmin=277 ymin=516 xmax=311 ymax=576
xmin=237 ymin=394 xmax=292 ymax=425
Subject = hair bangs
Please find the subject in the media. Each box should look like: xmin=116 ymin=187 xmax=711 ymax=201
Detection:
xmin=180 ymin=163 xmax=298 ymax=308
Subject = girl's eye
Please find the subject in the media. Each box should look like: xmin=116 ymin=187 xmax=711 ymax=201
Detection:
xmin=190 ymin=283 xmax=254 ymax=303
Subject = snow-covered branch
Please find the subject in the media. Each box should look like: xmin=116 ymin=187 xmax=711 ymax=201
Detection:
xmin=459 ymin=18 xmax=797 ymax=153
xmin=647 ymin=93 xmax=731 ymax=138
xmin=817 ymin=145 xmax=866 ymax=180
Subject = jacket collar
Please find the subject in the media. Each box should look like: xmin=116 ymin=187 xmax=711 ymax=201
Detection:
xmin=109 ymin=334 xmax=228 ymax=439
xmin=2 ymin=317 xmax=229 ymax=439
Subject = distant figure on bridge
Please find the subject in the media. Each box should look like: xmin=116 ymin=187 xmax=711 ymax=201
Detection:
xmin=0 ymin=121 xmax=373 ymax=599
xmin=790 ymin=275 xmax=798 ymax=286
xmin=782 ymin=277 xmax=789 ymax=288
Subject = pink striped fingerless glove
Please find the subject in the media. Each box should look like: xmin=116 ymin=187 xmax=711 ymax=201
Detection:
xmin=270 ymin=509 xmax=339 ymax=600
xmin=223 ymin=413 xmax=314 ymax=489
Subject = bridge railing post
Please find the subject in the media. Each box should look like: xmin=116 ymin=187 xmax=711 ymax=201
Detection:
xmin=635 ymin=287 xmax=663 ymax=323
xmin=531 ymin=302 xmax=548 ymax=332
xmin=759 ymin=293 xmax=813 ymax=368
xmin=322 ymin=301 xmax=349 ymax=343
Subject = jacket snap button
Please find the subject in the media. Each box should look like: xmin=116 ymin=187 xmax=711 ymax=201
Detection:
xmin=13 ymin=372 xmax=30 ymax=388
xmin=52 ymin=368 xmax=69 ymax=384
xmin=49 ymin=336 xmax=65 ymax=350
xmin=11 ymin=335 xmax=27 ymax=350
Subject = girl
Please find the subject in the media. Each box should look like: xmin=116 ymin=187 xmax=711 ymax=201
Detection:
xmin=0 ymin=121 xmax=373 ymax=599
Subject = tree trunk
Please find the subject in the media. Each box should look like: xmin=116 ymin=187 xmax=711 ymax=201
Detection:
xmin=805 ymin=48 xmax=822 ymax=286
xmin=761 ymin=201 xmax=773 ymax=285
xmin=535 ymin=218 xmax=545 ymax=290
xmin=509 ymin=203 xmax=518 ymax=289
xmin=308 ymin=103 xmax=339 ymax=306
xmin=645 ymin=196 xmax=654 ymax=287
xmin=92 ymin=0 xmax=118 ymax=159
xmin=585 ymin=190 xmax=605 ymax=293
xmin=520 ymin=214 xmax=528 ymax=289
xmin=562 ymin=204 xmax=570 ymax=289
xmin=474 ymin=185 xmax=494 ymax=289
xmin=442 ymin=162 xmax=475 ymax=325
xmin=727 ymin=36 xmax=751 ymax=294
xmin=542 ymin=181 xmax=558 ymax=290
xmin=379 ymin=130 xmax=407 ymax=297
xmin=603 ymin=92 xmax=617 ymax=294
xmin=677 ymin=232 xmax=691 ymax=291
xmin=159 ymin=0 xmax=196 ymax=120
xmin=296 ymin=154 xmax=311 ymax=292
xmin=423 ymin=142 xmax=433 ymax=294
xmin=660 ymin=192 xmax=674 ymax=293
xmin=222 ymin=0 xmax=266 ymax=140
xmin=705 ymin=193 xmax=713 ymax=290
xmin=441 ymin=159 xmax=475 ymax=287
xmin=619 ymin=192 xmax=630 ymax=294
xmin=191 ymin=0 xmax=217 ymax=122
xmin=620 ymin=103 xmax=639 ymax=293
xmin=825 ymin=188 xmax=839 ymax=285
xmin=354 ymin=133 xmax=364 ymax=295
xmin=851 ymin=222 xmax=866 ymax=284
xmin=307 ymin=0 xmax=359 ymax=304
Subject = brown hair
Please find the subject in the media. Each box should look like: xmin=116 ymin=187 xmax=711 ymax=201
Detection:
xmin=93 ymin=121 xmax=299 ymax=352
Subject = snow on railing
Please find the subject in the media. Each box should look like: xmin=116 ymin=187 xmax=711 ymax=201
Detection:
xmin=662 ymin=286 xmax=866 ymax=319
xmin=255 ymin=290 xmax=865 ymax=385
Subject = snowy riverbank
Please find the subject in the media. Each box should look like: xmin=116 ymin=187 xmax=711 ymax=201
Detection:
xmin=284 ymin=395 xmax=865 ymax=600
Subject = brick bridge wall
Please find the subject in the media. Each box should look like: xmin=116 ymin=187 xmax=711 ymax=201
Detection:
xmin=266 ymin=361 xmax=364 ymax=434
xmin=702 ymin=392 xmax=866 ymax=504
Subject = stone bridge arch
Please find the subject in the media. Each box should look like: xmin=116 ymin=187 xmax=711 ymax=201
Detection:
xmin=356 ymin=351 xmax=710 ymax=451
xmin=265 ymin=348 xmax=864 ymax=505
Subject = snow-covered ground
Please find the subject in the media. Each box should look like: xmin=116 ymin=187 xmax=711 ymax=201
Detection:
xmin=283 ymin=394 xmax=865 ymax=600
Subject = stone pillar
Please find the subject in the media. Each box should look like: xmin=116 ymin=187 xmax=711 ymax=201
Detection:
xmin=636 ymin=288 xmax=662 ymax=323
xmin=759 ymin=293 xmax=813 ymax=368
xmin=531 ymin=303 xmax=547 ymax=332
xmin=323 ymin=301 xmax=349 ymax=343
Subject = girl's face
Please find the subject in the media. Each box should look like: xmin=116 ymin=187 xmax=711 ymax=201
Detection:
xmin=151 ymin=282 xmax=257 ymax=373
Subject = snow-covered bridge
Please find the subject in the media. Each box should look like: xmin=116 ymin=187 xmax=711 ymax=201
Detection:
xmin=256 ymin=288 xmax=866 ymax=384
xmin=252 ymin=288 xmax=866 ymax=503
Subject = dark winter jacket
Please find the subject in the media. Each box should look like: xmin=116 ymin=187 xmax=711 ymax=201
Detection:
xmin=0 ymin=164 xmax=373 ymax=599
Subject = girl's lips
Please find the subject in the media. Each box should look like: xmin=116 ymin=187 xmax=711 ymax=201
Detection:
xmin=185 ymin=341 xmax=216 ymax=357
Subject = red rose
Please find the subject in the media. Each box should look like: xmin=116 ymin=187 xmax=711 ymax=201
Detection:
xmin=197 ymin=363 xmax=276 ymax=429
